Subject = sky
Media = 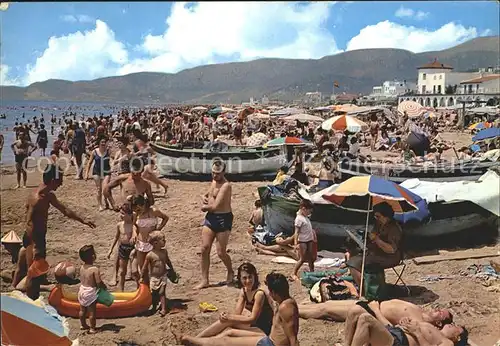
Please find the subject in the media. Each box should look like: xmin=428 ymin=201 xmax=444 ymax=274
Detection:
xmin=1 ymin=1 xmax=498 ymax=87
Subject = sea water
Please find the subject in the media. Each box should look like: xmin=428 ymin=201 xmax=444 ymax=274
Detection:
xmin=0 ymin=100 xmax=141 ymax=164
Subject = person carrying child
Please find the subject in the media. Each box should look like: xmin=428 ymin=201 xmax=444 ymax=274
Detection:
xmin=140 ymin=231 xmax=177 ymax=317
xmin=108 ymin=203 xmax=137 ymax=291
xmin=78 ymin=245 xmax=107 ymax=334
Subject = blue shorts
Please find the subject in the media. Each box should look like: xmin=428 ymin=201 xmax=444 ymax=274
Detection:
xmin=257 ymin=336 xmax=275 ymax=346
xmin=203 ymin=212 xmax=233 ymax=233
xmin=317 ymin=179 xmax=334 ymax=189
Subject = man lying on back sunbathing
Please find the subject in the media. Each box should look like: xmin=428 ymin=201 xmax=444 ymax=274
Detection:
xmin=345 ymin=301 xmax=468 ymax=346
xmin=298 ymin=299 xmax=453 ymax=328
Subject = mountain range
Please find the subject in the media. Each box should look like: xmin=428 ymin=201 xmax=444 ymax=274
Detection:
xmin=1 ymin=36 xmax=499 ymax=104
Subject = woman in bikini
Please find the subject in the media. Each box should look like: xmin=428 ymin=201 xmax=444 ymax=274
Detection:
xmin=192 ymin=262 xmax=274 ymax=338
xmin=131 ymin=195 xmax=169 ymax=283
xmin=85 ymin=136 xmax=113 ymax=211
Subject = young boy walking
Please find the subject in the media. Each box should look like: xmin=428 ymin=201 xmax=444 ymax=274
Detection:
xmin=108 ymin=203 xmax=137 ymax=291
xmin=141 ymin=231 xmax=177 ymax=316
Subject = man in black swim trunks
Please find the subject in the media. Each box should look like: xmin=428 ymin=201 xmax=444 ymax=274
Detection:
xmin=345 ymin=301 xmax=468 ymax=346
xmin=194 ymin=160 xmax=234 ymax=290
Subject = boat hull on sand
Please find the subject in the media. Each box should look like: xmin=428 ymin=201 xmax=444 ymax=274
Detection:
xmin=338 ymin=159 xmax=499 ymax=183
xmin=151 ymin=142 xmax=287 ymax=175
xmin=257 ymin=186 xmax=496 ymax=240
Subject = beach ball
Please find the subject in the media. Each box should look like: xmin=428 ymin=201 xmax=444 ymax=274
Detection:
xmin=54 ymin=261 xmax=76 ymax=282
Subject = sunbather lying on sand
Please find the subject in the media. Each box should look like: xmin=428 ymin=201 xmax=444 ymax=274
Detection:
xmin=254 ymin=237 xmax=299 ymax=261
xmin=298 ymin=299 xmax=454 ymax=329
xmin=345 ymin=301 xmax=468 ymax=346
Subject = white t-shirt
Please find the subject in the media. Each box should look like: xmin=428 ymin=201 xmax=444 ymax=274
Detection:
xmin=348 ymin=142 xmax=360 ymax=155
xmin=294 ymin=213 xmax=315 ymax=243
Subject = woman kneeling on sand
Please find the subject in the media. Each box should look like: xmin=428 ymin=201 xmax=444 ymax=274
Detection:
xmin=188 ymin=262 xmax=274 ymax=339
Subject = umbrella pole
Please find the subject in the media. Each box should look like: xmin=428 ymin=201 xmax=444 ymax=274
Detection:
xmin=359 ymin=197 xmax=372 ymax=298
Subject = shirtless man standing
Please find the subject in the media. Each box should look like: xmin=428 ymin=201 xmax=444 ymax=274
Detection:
xmin=24 ymin=164 xmax=96 ymax=300
xmin=194 ymin=160 xmax=234 ymax=290
xmin=180 ymin=272 xmax=300 ymax=346
xmin=298 ymin=299 xmax=453 ymax=328
xmin=104 ymin=157 xmax=154 ymax=210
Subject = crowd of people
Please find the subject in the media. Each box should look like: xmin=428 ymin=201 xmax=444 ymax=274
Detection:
xmin=2 ymin=104 xmax=484 ymax=345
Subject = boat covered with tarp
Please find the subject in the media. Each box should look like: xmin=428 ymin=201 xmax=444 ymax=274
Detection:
xmin=338 ymin=157 xmax=499 ymax=183
xmin=257 ymin=170 xmax=499 ymax=242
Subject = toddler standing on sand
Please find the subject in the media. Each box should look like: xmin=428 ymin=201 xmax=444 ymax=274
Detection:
xmin=78 ymin=245 xmax=107 ymax=333
xmin=108 ymin=203 xmax=137 ymax=291
xmin=140 ymin=231 xmax=177 ymax=316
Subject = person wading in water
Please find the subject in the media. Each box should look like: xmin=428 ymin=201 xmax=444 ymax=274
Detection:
xmin=24 ymin=164 xmax=96 ymax=300
xmin=194 ymin=160 xmax=234 ymax=290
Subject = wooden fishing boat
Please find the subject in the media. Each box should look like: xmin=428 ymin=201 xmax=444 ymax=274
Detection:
xmin=151 ymin=141 xmax=287 ymax=175
xmin=48 ymin=283 xmax=152 ymax=318
xmin=257 ymin=186 xmax=497 ymax=242
xmin=338 ymin=158 xmax=499 ymax=183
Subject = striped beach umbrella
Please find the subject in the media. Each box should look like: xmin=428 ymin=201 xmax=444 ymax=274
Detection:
xmin=322 ymin=175 xmax=422 ymax=213
xmin=264 ymin=136 xmax=308 ymax=147
xmin=1 ymin=291 xmax=76 ymax=346
xmin=468 ymin=121 xmax=492 ymax=130
xmin=398 ymin=101 xmax=423 ymax=118
xmin=321 ymin=115 xmax=368 ymax=132
xmin=321 ymin=175 xmax=429 ymax=297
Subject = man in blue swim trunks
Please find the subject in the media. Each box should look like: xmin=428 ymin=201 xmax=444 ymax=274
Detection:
xmin=194 ymin=160 xmax=234 ymax=290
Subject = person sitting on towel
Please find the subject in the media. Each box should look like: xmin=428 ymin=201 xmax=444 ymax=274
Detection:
xmin=345 ymin=202 xmax=402 ymax=287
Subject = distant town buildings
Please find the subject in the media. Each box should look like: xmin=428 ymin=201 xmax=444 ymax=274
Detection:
xmin=398 ymin=59 xmax=500 ymax=107
xmin=371 ymin=80 xmax=416 ymax=99
xmin=304 ymin=91 xmax=322 ymax=106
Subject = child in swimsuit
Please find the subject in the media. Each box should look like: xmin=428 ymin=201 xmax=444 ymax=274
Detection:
xmin=107 ymin=203 xmax=137 ymax=291
xmin=78 ymin=245 xmax=107 ymax=333
xmin=132 ymin=195 xmax=169 ymax=283
xmin=140 ymin=231 xmax=177 ymax=316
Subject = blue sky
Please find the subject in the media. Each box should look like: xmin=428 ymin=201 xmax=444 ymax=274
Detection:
xmin=1 ymin=1 xmax=498 ymax=86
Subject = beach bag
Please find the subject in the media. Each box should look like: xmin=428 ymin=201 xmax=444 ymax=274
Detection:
xmin=309 ymin=276 xmax=358 ymax=303
xmin=97 ymin=288 xmax=114 ymax=307
xmin=363 ymin=269 xmax=387 ymax=301
xmin=166 ymin=268 xmax=179 ymax=284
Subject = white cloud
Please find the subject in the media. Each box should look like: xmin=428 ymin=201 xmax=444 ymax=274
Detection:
xmin=395 ymin=6 xmax=429 ymax=20
xmin=395 ymin=7 xmax=414 ymax=18
xmin=119 ymin=2 xmax=340 ymax=75
xmin=60 ymin=14 xmax=94 ymax=23
xmin=20 ymin=2 xmax=341 ymax=85
xmin=0 ymin=64 xmax=21 ymax=86
xmin=8 ymin=3 xmax=490 ymax=86
xmin=24 ymin=20 xmax=128 ymax=85
xmin=346 ymin=21 xmax=478 ymax=52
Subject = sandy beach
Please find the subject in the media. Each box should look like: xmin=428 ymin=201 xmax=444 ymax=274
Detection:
xmin=1 ymin=156 xmax=499 ymax=346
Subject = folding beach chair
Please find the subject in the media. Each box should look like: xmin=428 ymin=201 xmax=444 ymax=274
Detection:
xmin=391 ymin=257 xmax=411 ymax=296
